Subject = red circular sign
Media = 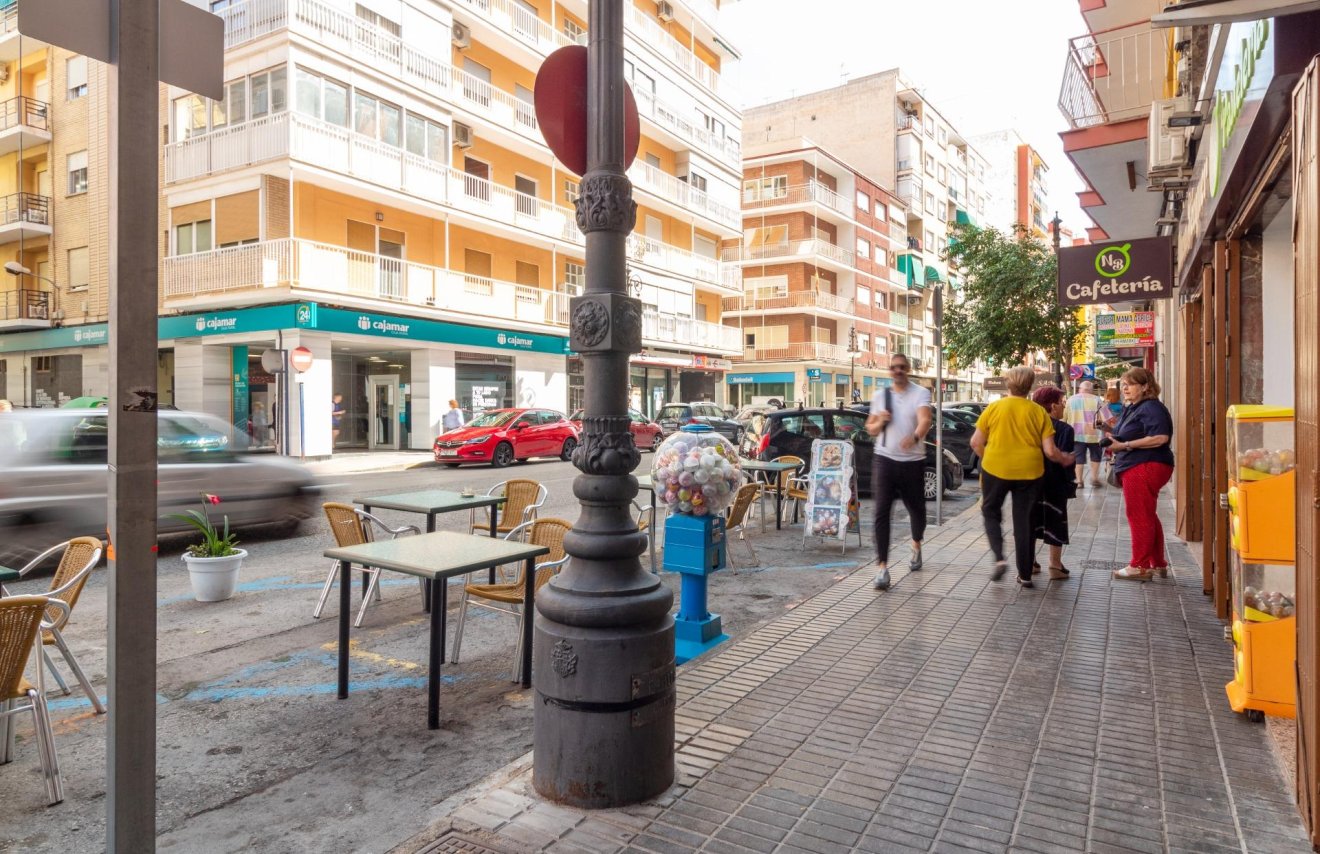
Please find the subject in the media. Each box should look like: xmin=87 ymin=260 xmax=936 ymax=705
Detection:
xmin=534 ymin=45 xmax=641 ymax=178
xmin=289 ymin=346 xmax=314 ymax=373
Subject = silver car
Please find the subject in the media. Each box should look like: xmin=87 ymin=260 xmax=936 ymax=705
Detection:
xmin=0 ymin=408 xmax=317 ymax=567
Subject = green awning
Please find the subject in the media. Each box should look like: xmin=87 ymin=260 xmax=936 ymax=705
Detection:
xmin=955 ymin=208 xmax=972 ymax=226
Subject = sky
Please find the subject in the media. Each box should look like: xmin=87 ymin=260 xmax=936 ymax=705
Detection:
xmin=718 ymin=0 xmax=1092 ymax=233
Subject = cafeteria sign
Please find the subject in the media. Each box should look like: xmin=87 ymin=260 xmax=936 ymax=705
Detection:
xmin=1057 ymin=237 xmax=1173 ymax=307
xmin=1095 ymin=311 xmax=1155 ymax=354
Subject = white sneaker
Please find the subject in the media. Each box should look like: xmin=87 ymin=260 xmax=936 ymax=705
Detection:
xmin=872 ymin=567 xmax=891 ymax=591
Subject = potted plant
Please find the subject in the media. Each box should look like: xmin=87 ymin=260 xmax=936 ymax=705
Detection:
xmin=170 ymin=493 xmax=247 ymax=602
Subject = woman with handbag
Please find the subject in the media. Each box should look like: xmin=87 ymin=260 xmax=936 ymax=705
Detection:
xmin=1108 ymin=368 xmax=1175 ymax=580
xmin=1028 ymin=386 xmax=1074 ymax=581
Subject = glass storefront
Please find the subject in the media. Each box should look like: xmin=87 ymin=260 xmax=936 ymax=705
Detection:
xmin=456 ymin=351 xmax=513 ymax=421
xmin=679 ymin=370 xmax=717 ymax=404
xmin=630 ymin=366 xmax=674 ymax=420
xmin=332 ymin=350 xmax=414 ymax=449
xmin=31 ymin=354 xmax=83 ymax=407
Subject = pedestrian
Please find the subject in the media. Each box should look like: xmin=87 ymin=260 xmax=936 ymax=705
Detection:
xmin=970 ymin=366 xmax=1074 ymax=588
xmin=1066 ymin=380 xmax=1104 ymax=489
xmin=1028 ymin=386 xmax=1075 ymax=581
xmin=442 ymin=399 xmax=464 ymax=432
xmin=332 ymin=393 xmax=345 ymax=444
xmin=864 ymin=352 xmax=932 ymax=591
xmin=251 ymin=401 xmax=269 ymax=447
xmin=1108 ymin=368 xmax=1175 ymax=580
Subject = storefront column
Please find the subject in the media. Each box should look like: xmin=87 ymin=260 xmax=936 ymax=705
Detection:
xmin=172 ymin=341 xmax=230 ymax=424
xmin=288 ymin=331 xmax=333 ymax=457
xmin=409 ymin=348 xmax=456 ymax=450
xmin=515 ymin=352 xmax=568 ymax=412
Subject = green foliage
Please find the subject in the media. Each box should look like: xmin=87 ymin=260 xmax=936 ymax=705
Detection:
xmin=169 ymin=493 xmax=240 ymax=558
xmin=943 ymin=223 xmax=1087 ymax=371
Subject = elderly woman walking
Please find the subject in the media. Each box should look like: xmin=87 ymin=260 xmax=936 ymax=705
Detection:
xmin=1028 ymin=386 xmax=1075 ymax=581
xmin=971 ymin=367 xmax=1074 ymax=588
xmin=1108 ymin=368 xmax=1175 ymax=580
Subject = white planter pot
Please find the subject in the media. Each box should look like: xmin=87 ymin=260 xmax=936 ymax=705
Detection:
xmin=182 ymin=550 xmax=247 ymax=602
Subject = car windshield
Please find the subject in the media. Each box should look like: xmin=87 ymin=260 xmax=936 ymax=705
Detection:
xmin=657 ymin=405 xmax=689 ymax=421
xmin=467 ymin=410 xmax=518 ymax=428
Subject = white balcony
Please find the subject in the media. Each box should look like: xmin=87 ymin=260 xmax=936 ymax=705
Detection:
xmin=1059 ymin=23 xmax=1168 ymax=129
xmin=165 ymin=112 xmax=581 ymax=246
xmin=450 ymin=0 xmax=574 ymax=57
xmin=633 ymin=88 xmax=740 ymax=169
xmin=0 ymin=96 xmax=49 ymax=157
xmin=720 ymin=238 xmax=855 ymax=271
xmin=628 ymin=161 xmax=739 ymax=229
xmin=720 ymin=290 xmax=856 ymax=318
xmin=0 ymin=3 xmax=45 ymax=63
xmin=161 ymin=238 xmax=741 ymax=354
xmin=742 ymin=342 xmax=851 ymax=364
xmin=626 ymin=234 xmax=726 ymax=288
xmin=741 ymin=181 xmax=852 ymax=218
xmin=624 ymin=2 xmax=724 ymax=99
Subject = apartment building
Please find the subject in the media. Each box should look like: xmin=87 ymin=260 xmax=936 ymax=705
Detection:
xmin=724 ymin=141 xmax=908 ymax=408
xmin=969 ymin=129 xmax=1051 ymax=240
xmin=0 ymin=11 xmax=117 ymax=408
xmin=743 ymin=72 xmax=991 ymax=399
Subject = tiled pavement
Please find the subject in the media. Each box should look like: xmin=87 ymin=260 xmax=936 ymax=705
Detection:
xmin=396 ymin=486 xmax=1311 ymax=854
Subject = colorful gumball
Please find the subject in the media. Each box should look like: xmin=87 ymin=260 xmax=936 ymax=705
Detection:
xmin=650 ymin=428 xmax=744 ymax=516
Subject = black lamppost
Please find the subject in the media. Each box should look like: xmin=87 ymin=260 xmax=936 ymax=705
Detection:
xmin=847 ymin=326 xmax=862 ymax=402
xmin=533 ymin=0 xmax=675 ymax=808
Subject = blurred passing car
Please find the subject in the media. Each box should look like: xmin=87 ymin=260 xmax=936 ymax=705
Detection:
xmin=433 ymin=408 xmax=578 ymax=468
xmin=569 ymin=409 xmax=662 ymax=452
xmin=0 ymin=408 xmax=317 ymax=567
xmin=655 ymin=402 xmax=743 ymax=444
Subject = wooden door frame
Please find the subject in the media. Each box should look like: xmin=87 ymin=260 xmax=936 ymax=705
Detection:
xmin=1175 ymin=299 xmax=1204 ymax=549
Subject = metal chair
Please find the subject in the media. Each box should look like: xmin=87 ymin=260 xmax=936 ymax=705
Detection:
xmin=633 ymin=500 xmax=657 ymax=573
xmin=723 ymin=483 xmax=760 ymax=567
xmin=450 ymin=518 xmax=571 ymax=679
xmin=14 ymin=537 xmax=104 ymax=715
xmin=0 ymin=595 xmax=70 ymax=805
xmin=315 ymin=503 xmax=420 ymax=627
xmin=469 ymin=479 xmax=547 ymax=538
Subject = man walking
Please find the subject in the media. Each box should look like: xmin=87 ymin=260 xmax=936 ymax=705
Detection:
xmin=865 ymin=353 xmax=932 ymax=590
xmin=442 ymin=399 xmax=465 ymax=432
xmin=1066 ymin=380 xmax=1103 ymax=488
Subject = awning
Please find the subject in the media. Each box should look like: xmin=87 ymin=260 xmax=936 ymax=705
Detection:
xmin=1151 ymin=0 xmax=1320 ymax=27
xmin=955 ymin=208 xmax=972 ymax=226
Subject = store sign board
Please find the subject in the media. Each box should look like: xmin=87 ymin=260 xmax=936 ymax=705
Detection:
xmin=231 ymin=345 xmax=249 ymax=434
xmin=727 ymin=372 xmax=795 ymax=385
xmin=1096 ymin=311 xmax=1155 ymax=353
xmin=1058 ymin=237 xmax=1174 ymax=306
xmin=0 ymin=323 xmax=110 ymax=353
xmin=806 ymin=368 xmax=822 ymax=379
xmin=312 ymin=307 xmax=567 ymax=354
xmin=983 ymin=377 xmax=1007 ymax=391
xmin=159 ymin=305 xmax=299 ymax=339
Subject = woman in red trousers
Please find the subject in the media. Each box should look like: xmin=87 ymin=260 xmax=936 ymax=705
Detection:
xmin=1108 ymin=367 xmax=1175 ymax=580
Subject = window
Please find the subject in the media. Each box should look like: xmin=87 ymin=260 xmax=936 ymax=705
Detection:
xmin=323 ymin=79 xmax=349 ymax=127
xmin=781 ymin=413 xmax=827 ymax=439
xmin=857 ymin=287 xmax=871 ymax=308
xmin=564 ymin=179 xmax=580 ymax=204
xmin=173 ymin=94 xmax=207 ymax=140
xmin=250 ymin=67 xmax=287 ymax=118
xmin=353 ymin=91 xmax=378 ymax=137
xmin=743 ymin=225 xmax=787 ymax=252
xmin=938 ymin=127 xmax=947 ymax=146
xmin=924 ymin=193 xmax=935 ymax=215
xmin=68 ymin=247 xmax=89 ymax=289
xmin=564 ymin=262 xmax=585 ymax=291
xmin=66 ymin=150 xmax=87 ymax=195
xmin=876 ymin=290 xmax=888 ymax=310
xmin=67 ymin=56 xmax=88 ymax=100
xmin=875 ymin=336 xmax=888 ymax=354
xmin=924 ymin=115 xmax=935 ymax=135
xmin=683 ymin=170 xmax=708 ymax=192
xmin=175 ymin=220 xmax=213 ymax=254
xmin=876 ymin=248 xmax=887 ymax=267
xmin=857 ymin=333 xmax=869 ymax=352
xmin=295 ymin=69 xmax=322 ymax=119
xmin=745 ymin=275 xmax=788 ymax=300
xmin=405 ymin=113 xmax=447 ymax=162
xmin=925 ymin=229 xmax=935 ymax=248
xmin=925 ymin=154 xmax=935 ymax=175
xmin=355 ymin=3 xmax=400 ymax=35
xmin=743 ymin=175 xmax=786 ymax=202
xmin=856 ymin=191 xmax=870 ymax=212
xmin=701 ymin=112 xmax=725 ymax=141
xmin=562 ymin=17 xmax=585 ymax=43
xmin=810 ymin=326 xmax=833 ymax=344
xmin=937 ymin=204 xmax=947 ymax=223
xmin=855 ymin=238 xmax=870 ymax=260
xmin=938 ymin=164 xmax=946 ymax=184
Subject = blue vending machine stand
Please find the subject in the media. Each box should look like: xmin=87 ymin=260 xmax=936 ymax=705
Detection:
xmin=664 ymin=513 xmax=730 ymax=664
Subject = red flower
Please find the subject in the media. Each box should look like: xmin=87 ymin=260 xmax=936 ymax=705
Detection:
xmin=205 ymin=494 xmax=221 ymax=505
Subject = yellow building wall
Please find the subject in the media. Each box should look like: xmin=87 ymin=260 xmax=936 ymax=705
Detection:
xmin=455 ymin=140 xmax=555 ymax=203
xmin=452 ymin=42 xmax=536 ymax=104
xmin=292 ymin=184 xmax=445 ymax=267
xmin=449 ymin=224 xmax=555 ymax=288
xmin=695 ymin=289 xmax=720 ymax=322
xmin=637 ymin=135 xmax=677 ymax=173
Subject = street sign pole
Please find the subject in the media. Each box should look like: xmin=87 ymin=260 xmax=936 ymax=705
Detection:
xmin=934 ymin=284 xmax=943 ymax=527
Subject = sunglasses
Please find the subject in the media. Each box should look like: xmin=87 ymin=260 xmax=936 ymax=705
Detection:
xmin=891 ymin=364 xmax=910 ymax=372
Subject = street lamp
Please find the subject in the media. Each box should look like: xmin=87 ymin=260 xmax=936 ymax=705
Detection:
xmin=3 ymin=260 xmax=59 ymax=288
xmin=926 ymin=266 xmax=947 ymax=526
xmin=846 ymin=326 xmax=863 ymax=403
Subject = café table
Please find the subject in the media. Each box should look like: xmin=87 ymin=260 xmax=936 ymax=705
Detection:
xmin=635 ymin=474 xmax=659 ymax=574
xmin=325 ymin=531 xmax=548 ymax=730
xmin=739 ymin=459 xmax=804 ymax=532
xmin=0 ymin=565 xmax=19 ymax=596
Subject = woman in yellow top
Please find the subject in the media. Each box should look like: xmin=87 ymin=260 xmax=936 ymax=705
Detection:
xmin=971 ymin=367 xmax=1075 ymax=588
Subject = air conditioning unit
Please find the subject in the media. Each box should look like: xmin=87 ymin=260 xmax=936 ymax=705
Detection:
xmin=454 ymin=122 xmax=473 ymax=148
xmin=451 ymin=22 xmax=471 ymax=49
xmin=657 ymin=1 xmax=674 ymax=22
xmin=1148 ymin=98 xmax=1191 ymax=179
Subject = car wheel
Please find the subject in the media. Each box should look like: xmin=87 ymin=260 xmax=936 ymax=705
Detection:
xmin=492 ymin=442 xmax=515 ymax=468
xmin=923 ymin=467 xmax=939 ymax=501
xmin=444 ymin=463 xmax=461 ymax=469
xmin=560 ymin=437 xmax=578 ymax=461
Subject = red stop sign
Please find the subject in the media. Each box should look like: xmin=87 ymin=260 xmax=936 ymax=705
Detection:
xmin=534 ymin=45 xmax=640 ymax=178
xmin=289 ymin=346 xmax=314 ymax=373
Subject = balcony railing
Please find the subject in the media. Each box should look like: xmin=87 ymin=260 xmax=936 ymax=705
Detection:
xmin=742 ymin=342 xmax=852 ymax=363
xmin=628 ymin=161 xmax=739 ymax=228
xmin=721 ymin=238 xmax=855 ymax=268
xmin=0 ymin=192 xmax=49 ymax=226
xmin=0 ymin=96 xmax=48 ymax=132
xmin=162 ymin=239 xmax=741 ymax=353
xmin=451 ymin=0 xmax=572 ymax=55
xmin=721 ymin=291 xmax=855 ymax=315
xmin=1059 ymin=23 xmax=1168 ymax=129
xmin=626 ymin=235 xmax=723 ymax=285
xmin=741 ymin=181 xmax=850 ymax=217
xmin=0 ymin=288 xmax=50 ymax=322
xmin=624 ymin=2 xmax=722 ymax=98
xmin=897 ymin=177 xmax=923 ymax=209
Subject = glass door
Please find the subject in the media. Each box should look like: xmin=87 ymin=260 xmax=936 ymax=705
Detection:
xmin=367 ymin=375 xmax=398 ymax=450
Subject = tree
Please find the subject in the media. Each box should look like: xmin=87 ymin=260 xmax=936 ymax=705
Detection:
xmin=942 ymin=223 xmax=1086 ymax=372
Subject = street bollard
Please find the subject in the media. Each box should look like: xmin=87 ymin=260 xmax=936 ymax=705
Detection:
xmin=664 ymin=513 xmax=730 ymax=664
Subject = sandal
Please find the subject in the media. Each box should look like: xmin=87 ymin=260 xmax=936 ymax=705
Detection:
xmin=1112 ymin=566 xmax=1151 ymax=581
xmin=1016 ymin=577 xmax=1034 ymax=589
xmin=1031 ymin=561 xmax=1042 ymax=575
xmin=1049 ymin=565 xmax=1070 ymax=580
xmin=1151 ymin=566 xmax=1170 ymax=578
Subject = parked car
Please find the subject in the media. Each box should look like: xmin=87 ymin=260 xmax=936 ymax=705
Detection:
xmin=943 ymin=407 xmax=981 ymax=429
xmin=945 ymin=400 xmax=989 ymax=418
xmin=734 ymin=404 xmax=781 ymax=456
xmin=0 ymin=408 xmax=318 ymax=568
xmin=655 ymin=402 xmax=743 ymax=445
xmin=433 ymin=408 xmax=578 ymax=468
xmin=851 ymin=401 xmax=979 ymax=474
xmin=751 ymin=407 xmax=962 ymax=500
xmin=568 ymin=408 xmax=662 ymax=452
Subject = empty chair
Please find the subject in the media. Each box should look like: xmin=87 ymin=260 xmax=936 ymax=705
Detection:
xmin=316 ymin=503 xmax=420 ymax=627
xmin=470 ymin=479 xmax=547 ymax=539
xmin=724 ymin=483 xmax=761 ymax=567
xmin=633 ymin=500 xmax=657 ymax=573
xmin=0 ymin=595 xmax=70 ymax=805
xmin=14 ymin=537 xmax=104 ymax=715
xmin=450 ymin=518 xmax=571 ymax=678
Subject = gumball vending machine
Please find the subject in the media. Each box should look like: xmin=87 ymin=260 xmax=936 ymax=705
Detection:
xmin=1224 ymin=405 xmax=1296 ymax=721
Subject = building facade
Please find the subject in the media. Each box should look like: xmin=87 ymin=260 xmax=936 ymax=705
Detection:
xmin=724 ymin=142 xmax=908 ymax=408
xmin=0 ymin=0 xmax=744 ymax=456
xmin=969 ymin=129 xmax=1050 ymax=240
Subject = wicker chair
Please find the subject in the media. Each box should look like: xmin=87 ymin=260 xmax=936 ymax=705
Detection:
xmin=0 ymin=595 xmax=70 ymax=805
xmin=469 ymin=479 xmax=547 ymax=538
xmin=14 ymin=537 xmax=104 ymax=715
xmin=632 ymin=500 xmax=658 ymax=573
xmin=724 ymin=483 xmax=760 ymax=567
xmin=315 ymin=503 xmax=420 ymax=627
xmin=450 ymin=518 xmax=571 ymax=679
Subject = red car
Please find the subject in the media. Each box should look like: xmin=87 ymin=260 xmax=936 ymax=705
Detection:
xmin=568 ymin=408 xmax=663 ymax=452
xmin=433 ymin=408 xmax=579 ymax=468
